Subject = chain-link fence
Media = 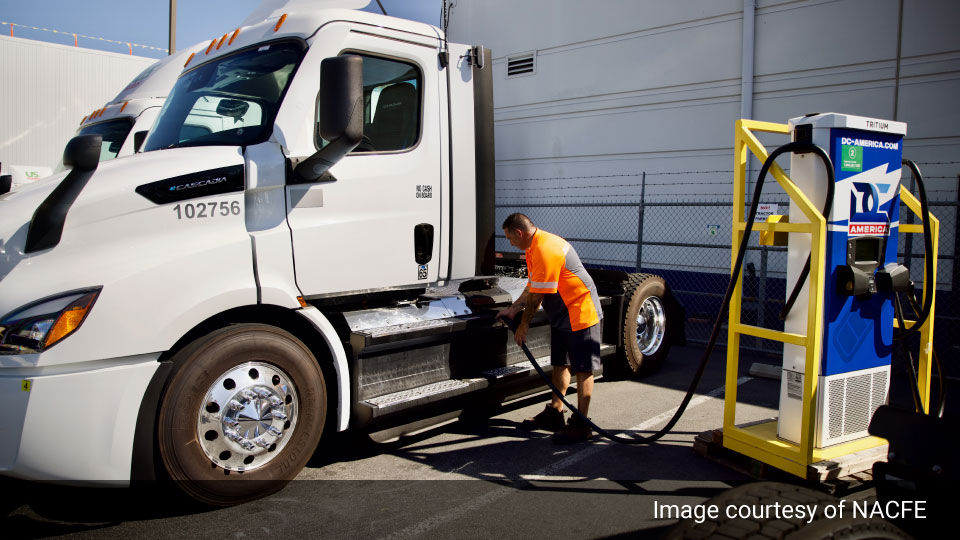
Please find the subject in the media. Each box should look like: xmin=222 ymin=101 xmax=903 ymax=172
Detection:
xmin=495 ymin=164 xmax=960 ymax=377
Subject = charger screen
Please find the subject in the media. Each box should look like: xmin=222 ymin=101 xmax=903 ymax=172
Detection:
xmin=853 ymin=237 xmax=880 ymax=263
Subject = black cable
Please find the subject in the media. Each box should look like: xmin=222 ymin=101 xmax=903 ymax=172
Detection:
xmin=894 ymin=159 xmax=934 ymax=341
xmin=501 ymin=141 xmax=834 ymax=445
xmin=778 ymin=145 xmax=835 ymax=321
xmin=894 ymin=293 xmax=924 ymax=414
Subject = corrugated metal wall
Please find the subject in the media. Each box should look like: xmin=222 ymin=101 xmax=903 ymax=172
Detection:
xmin=448 ymin=0 xmax=960 ymax=269
xmin=450 ymin=0 xmax=960 ymax=362
xmin=0 ymin=35 xmax=155 ymax=170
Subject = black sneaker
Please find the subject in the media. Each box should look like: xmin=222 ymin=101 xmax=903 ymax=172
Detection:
xmin=552 ymin=415 xmax=594 ymax=444
xmin=519 ymin=405 xmax=566 ymax=431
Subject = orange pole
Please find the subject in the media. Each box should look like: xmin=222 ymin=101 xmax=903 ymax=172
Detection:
xmin=74 ymin=33 xmax=78 ymax=46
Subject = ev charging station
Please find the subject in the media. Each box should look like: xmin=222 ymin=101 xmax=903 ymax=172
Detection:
xmin=780 ymin=113 xmax=906 ymax=448
xmin=720 ymin=114 xmax=939 ymax=479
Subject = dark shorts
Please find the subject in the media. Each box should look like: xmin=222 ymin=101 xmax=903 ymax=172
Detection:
xmin=550 ymin=323 xmax=602 ymax=374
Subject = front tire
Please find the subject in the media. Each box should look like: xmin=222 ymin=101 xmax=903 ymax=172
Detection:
xmin=156 ymin=324 xmax=326 ymax=506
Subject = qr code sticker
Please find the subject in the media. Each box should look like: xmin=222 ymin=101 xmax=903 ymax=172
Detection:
xmin=418 ymin=265 xmax=428 ymax=280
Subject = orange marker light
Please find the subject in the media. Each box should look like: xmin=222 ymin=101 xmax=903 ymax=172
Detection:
xmin=297 ymin=296 xmax=308 ymax=308
xmin=228 ymin=28 xmax=240 ymax=45
xmin=205 ymin=39 xmax=216 ymax=54
xmin=119 ymin=101 xmax=128 ymax=113
xmin=184 ymin=52 xmax=195 ymax=68
xmin=274 ymin=13 xmax=288 ymax=32
xmin=80 ymin=115 xmax=87 ymax=125
xmin=216 ymin=33 xmax=228 ymax=50
xmin=44 ymin=291 xmax=99 ymax=348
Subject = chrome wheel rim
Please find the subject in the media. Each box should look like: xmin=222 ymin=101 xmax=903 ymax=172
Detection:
xmin=635 ymin=296 xmax=666 ymax=356
xmin=196 ymin=362 xmax=298 ymax=472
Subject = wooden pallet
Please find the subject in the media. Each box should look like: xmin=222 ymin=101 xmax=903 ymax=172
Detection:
xmin=694 ymin=425 xmax=883 ymax=495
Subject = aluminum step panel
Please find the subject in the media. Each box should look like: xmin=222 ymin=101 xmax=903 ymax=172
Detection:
xmin=363 ymin=379 xmax=484 ymax=410
xmin=483 ymin=356 xmax=552 ymax=379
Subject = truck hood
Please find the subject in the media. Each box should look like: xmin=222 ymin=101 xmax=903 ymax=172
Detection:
xmin=0 ymin=146 xmax=245 ymax=286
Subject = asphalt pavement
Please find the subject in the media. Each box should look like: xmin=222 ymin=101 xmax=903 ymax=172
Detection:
xmin=2 ymin=343 xmax=913 ymax=540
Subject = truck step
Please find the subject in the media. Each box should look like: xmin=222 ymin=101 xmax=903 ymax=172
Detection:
xmin=482 ymin=356 xmax=551 ymax=379
xmin=352 ymin=317 xmax=468 ymax=348
xmin=362 ymin=378 xmax=487 ymax=411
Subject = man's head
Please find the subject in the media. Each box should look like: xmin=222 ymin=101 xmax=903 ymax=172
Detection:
xmin=502 ymin=213 xmax=537 ymax=250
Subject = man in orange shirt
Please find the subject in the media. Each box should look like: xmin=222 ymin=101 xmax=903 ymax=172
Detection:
xmin=497 ymin=213 xmax=602 ymax=444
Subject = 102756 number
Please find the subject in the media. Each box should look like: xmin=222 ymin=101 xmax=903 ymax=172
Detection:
xmin=173 ymin=201 xmax=241 ymax=219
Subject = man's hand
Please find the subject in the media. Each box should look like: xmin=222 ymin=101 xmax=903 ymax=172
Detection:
xmin=495 ymin=305 xmax=528 ymax=345
xmin=496 ymin=304 xmax=521 ymax=322
xmin=513 ymin=320 xmax=529 ymax=346
xmin=495 ymin=287 xmax=541 ymax=348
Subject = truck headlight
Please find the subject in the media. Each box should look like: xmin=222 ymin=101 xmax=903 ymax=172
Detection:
xmin=0 ymin=288 xmax=101 ymax=354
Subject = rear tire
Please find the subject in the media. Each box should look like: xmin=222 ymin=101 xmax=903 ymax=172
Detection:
xmin=619 ymin=273 xmax=671 ymax=376
xmin=156 ymin=324 xmax=326 ymax=506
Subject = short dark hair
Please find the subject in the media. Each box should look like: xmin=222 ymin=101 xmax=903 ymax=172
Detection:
xmin=502 ymin=213 xmax=534 ymax=232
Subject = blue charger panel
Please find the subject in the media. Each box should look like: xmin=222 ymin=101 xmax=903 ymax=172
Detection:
xmin=821 ymin=128 xmax=903 ymax=376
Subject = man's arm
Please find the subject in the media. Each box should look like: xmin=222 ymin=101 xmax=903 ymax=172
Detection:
xmin=497 ymin=283 xmax=530 ymax=320
xmin=514 ymin=291 xmax=544 ymax=346
xmin=496 ymin=284 xmax=542 ymax=345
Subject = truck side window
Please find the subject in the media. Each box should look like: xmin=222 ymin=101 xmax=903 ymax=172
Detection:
xmin=77 ymin=118 xmax=134 ymax=161
xmin=319 ymin=54 xmax=421 ymax=153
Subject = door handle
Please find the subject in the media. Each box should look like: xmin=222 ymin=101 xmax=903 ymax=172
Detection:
xmin=414 ymin=223 xmax=434 ymax=264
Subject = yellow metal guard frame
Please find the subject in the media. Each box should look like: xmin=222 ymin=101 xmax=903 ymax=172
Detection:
xmin=723 ymin=120 xmax=939 ymax=477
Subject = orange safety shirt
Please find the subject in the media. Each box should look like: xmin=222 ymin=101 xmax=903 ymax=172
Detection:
xmin=525 ymin=229 xmax=602 ymax=332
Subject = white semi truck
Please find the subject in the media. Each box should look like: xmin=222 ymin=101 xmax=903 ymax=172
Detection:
xmin=0 ymin=6 xmax=679 ymax=505
xmin=65 ymin=42 xmax=209 ymax=167
xmin=0 ymin=44 xmax=205 ymax=195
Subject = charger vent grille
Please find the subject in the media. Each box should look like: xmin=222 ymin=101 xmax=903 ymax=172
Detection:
xmin=828 ymin=379 xmax=845 ymax=439
xmin=844 ymin=373 xmax=872 ymax=434
xmin=822 ymin=369 xmax=890 ymax=446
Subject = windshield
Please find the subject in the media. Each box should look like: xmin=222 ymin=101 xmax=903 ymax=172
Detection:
xmin=78 ymin=118 xmax=135 ymax=161
xmin=144 ymin=41 xmax=303 ymax=151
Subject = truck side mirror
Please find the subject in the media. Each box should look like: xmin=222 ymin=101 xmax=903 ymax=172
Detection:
xmin=63 ymin=134 xmax=103 ymax=172
xmin=25 ymin=134 xmax=101 ymax=252
xmin=294 ymin=55 xmax=363 ymax=182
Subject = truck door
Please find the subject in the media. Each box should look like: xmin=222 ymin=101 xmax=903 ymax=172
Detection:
xmin=287 ymin=29 xmax=442 ymax=297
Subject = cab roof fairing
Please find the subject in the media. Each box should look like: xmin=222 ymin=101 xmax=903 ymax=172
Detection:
xmin=192 ymin=8 xmax=443 ymax=68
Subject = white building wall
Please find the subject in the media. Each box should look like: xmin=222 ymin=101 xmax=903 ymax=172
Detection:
xmin=448 ymin=0 xmax=960 ymax=283
xmin=0 ymin=36 xmax=155 ymax=170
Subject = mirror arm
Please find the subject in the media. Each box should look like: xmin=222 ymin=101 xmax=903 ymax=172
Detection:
xmin=293 ymin=94 xmax=363 ymax=183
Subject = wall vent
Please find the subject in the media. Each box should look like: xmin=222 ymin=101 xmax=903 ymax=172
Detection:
xmin=507 ymin=53 xmax=535 ymax=77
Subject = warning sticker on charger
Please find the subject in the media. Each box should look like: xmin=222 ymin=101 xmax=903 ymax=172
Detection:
xmin=786 ymin=371 xmax=803 ymax=400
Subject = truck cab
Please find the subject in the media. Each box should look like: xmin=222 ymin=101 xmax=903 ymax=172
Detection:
xmin=0 ymin=6 xmax=676 ymax=506
xmin=58 ymin=42 xmax=210 ymax=170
